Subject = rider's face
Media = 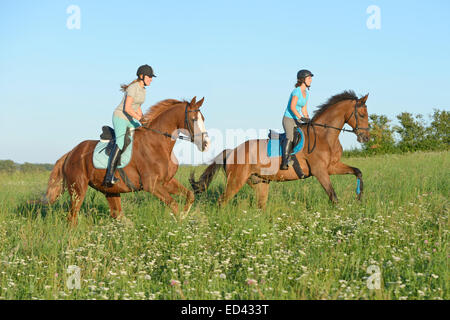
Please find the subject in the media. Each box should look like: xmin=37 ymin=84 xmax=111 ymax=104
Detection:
xmin=305 ymin=76 xmax=312 ymax=87
xmin=144 ymin=75 xmax=153 ymax=86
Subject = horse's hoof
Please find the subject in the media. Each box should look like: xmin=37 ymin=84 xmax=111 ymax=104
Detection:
xmin=180 ymin=211 xmax=189 ymax=221
xmin=117 ymin=215 xmax=134 ymax=228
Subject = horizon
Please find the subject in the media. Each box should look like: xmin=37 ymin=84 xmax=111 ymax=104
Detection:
xmin=1 ymin=0 xmax=449 ymax=164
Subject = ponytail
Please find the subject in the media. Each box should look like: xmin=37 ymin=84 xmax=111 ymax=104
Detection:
xmin=295 ymin=77 xmax=311 ymax=89
xmin=120 ymin=79 xmax=140 ymax=92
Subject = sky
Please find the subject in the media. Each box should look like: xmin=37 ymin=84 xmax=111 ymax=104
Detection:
xmin=1 ymin=0 xmax=449 ymax=164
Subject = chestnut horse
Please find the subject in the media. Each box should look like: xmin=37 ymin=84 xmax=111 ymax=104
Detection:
xmin=190 ymin=91 xmax=370 ymax=208
xmin=45 ymin=96 xmax=210 ymax=225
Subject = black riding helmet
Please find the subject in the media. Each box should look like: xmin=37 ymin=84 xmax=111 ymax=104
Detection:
xmin=137 ymin=65 xmax=156 ymax=85
xmin=297 ymin=69 xmax=314 ymax=79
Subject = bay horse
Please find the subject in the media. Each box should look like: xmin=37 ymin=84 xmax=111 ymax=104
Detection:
xmin=45 ymin=96 xmax=210 ymax=225
xmin=189 ymin=91 xmax=370 ymax=208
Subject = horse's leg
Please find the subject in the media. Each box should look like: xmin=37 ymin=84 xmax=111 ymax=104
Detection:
xmin=105 ymin=193 xmax=123 ymax=219
xmin=328 ymin=162 xmax=364 ymax=200
xmin=247 ymin=180 xmax=270 ymax=210
xmin=219 ymin=165 xmax=251 ymax=207
xmin=314 ymin=171 xmax=338 ymax=204
xmin=165 ymin=178 xmax=195 ymax=214
xmin=67 ymin=179 xmax=88 ymax=227
xmin=143 ymin=179 xmax=179 ymax=214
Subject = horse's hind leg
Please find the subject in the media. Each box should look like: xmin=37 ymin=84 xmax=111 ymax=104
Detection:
xmin=329 ymin=162 xmax=364 ymax=200
xmin=219 ymin=165 xmax=251 ymax=207
xmin=247 ymin=179 xmax=270 ymax=210
xmin=67 ymin=179 xmax=88 ymax=227
xmin=105 ymin=193 xmax=123 ymax=219
xmin=314 ymin=171 xmax=338 ymax=204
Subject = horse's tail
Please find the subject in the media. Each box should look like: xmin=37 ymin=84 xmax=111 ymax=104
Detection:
xmin=189 ymin=149 xmax=229 ymax=195
xmin=45 ymin=152 xmax=69 ymax=204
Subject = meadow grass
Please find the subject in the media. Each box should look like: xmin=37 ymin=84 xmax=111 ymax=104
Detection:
xmin=0 ymin=151 xmax=448 ymax=300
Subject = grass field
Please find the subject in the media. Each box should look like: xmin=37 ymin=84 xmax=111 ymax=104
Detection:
xmin=0 ymin=151 xmax=448 ymax=300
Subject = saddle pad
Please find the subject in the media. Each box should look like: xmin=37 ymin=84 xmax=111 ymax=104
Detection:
xmin=267 ymin=127 xmax=304 ymax=157
xmin=92 ymin=133 xmax=134 ymax=169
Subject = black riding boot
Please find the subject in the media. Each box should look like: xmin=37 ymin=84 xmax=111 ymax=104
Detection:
xmin=102 ymin=144 xmax=122 ymax=187
xmin=280 ymin=139 xmax=293 ymax=170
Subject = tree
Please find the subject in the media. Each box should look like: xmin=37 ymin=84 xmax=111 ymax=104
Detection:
xmin=427 ymin=109 xmax=450 ymax=150
xmin=394 ymin=112 xmax=428 ymax=152
xmin=362 ymin=114 xmax=395 ymax=154
xmin=0 ymin=160 xmax=17 ymax=172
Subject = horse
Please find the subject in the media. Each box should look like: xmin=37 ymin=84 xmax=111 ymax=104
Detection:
xmin=45 ymin=96 xmax=210 ymax=226
xmin=189 ymin=91 xmax=370 ymax=209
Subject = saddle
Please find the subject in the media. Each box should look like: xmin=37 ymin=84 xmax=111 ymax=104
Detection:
xmin=94 ymin=126 xmax=140 ymax=190
xmin=268 ymin=126 xmax=302 ymax=157
xmin=99 ymin=126 xmax=132 ymax=156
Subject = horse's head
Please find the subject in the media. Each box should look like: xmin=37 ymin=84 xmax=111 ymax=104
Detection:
xmin=184 ymin=96 xmax=210 ymax=152
xmin=346 ymin=94 xmax=370 ymax=143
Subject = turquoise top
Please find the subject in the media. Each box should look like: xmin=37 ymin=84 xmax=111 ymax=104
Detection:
xmin=284 ymin=87 xmax=309 ymax=119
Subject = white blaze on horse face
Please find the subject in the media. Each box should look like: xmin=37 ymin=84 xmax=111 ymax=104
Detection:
xmin=193 ymin=112 xmax=210 ymax=152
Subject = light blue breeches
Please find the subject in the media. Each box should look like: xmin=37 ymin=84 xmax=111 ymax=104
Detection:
xmin=112 ymin=115 xmax=141 ymax=150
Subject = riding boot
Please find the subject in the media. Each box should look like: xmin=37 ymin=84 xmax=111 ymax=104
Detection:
xmin=280 ymin=139 xmax=293 ymax=170
xmin=102 ymin=144 xmax=122 ymax=187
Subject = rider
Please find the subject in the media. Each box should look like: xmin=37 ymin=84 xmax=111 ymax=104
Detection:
xmin=280 ymin=69 xmax=313 ymax=170
xmin=102 ymin=64 xmax=156 ymax=187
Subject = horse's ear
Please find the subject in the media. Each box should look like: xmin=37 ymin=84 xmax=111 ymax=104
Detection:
xmin=360 ymin=93 xmax=369 ymax=104
xmin=196 ymin=97 xmax=205 ymax=107
xmin=190 ymin=96 xmax=197 ymax=106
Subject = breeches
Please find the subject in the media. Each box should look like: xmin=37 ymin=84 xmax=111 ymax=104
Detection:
xmin=282 ymin=116 xmax=298 ymax=142
xmin=112 ymin=115 xmax=140 ymax=150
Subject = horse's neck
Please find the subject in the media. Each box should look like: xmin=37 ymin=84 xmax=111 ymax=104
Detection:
xmin=314 ymin=102 xmax=351 ymax=141
xmin=151 ymin=105 xmax=183 ymax=135
xmin=141 ymin=105 xmax=183 ymax=153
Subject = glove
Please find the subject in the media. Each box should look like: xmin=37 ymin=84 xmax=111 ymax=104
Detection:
xmin=301 ymin=117 xmax=311 ymax=123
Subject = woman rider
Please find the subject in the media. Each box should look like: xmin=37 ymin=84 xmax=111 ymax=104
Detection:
xmin=280 ymin=69 xmax=313 ymax=170
xmin=102 ymin=64 xmax=156 ymax=187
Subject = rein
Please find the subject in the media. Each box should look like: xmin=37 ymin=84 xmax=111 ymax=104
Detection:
xmin=304 ymin=99 xmax=369 ymax=154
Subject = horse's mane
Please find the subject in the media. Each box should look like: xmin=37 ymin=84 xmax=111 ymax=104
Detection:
xmin=142 ymin=99 xmax=187 ymax=125
xmin=312 ymin=90 xmax=358 ymax=121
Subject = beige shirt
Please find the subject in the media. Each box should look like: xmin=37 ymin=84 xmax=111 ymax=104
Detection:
xmin=113 ymin=81 xmax=146 ymax=120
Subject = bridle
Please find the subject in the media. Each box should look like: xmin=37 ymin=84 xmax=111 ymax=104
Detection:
xmin=184 ymin=103 xmax=209 ymax=142
xmin=141 ymin=102 xmax=208 ymax=142
xmin=305 ymin=99 xmax=369 ymax=153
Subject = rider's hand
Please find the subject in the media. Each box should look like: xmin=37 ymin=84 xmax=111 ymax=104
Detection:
xmin=301 ymin=117 xmax=311 ymax=123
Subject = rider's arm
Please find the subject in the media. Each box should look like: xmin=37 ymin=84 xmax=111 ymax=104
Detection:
xmin=124 ymin=96 xmax=141 ymax=120
xmin=290 ymin=95 xmax=303 ymax=119
xmin=301 ymin=101 xmax=309 ymax=119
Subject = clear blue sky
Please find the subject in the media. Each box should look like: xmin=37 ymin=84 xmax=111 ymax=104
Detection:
xmin=1 ymin=0 xmax=449 ymax=164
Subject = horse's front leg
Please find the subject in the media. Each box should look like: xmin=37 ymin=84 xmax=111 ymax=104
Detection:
xmin=142 ymin=177 xmax=179 ymax=214
xmin=328 ymin=162 xmax=363 ymax=200
xmin=165 ymin=178 xmax=195 ymax=216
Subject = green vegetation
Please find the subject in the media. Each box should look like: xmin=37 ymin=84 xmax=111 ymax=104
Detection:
xmin=0 ymin=151 xmax=448 ymax=300
xmin=0 ymin=160 xmax=53 ymax=173
xmin=345 ymin=109 xmax=449 ymax=157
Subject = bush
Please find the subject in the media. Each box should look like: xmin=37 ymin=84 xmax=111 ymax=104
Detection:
xmin=345 ymin=108 xmax=449 ymax=157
